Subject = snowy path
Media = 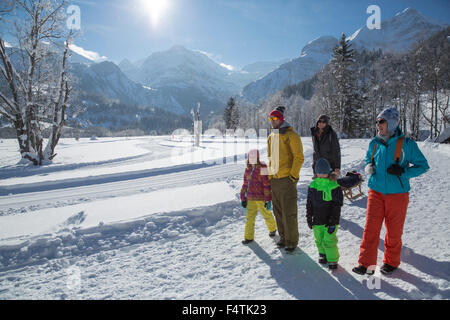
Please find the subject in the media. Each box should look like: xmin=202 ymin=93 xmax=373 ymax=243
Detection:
xmin=0 ymin=135 xmax=263 ymax=213
xmin=0 ymin=137 xmax=449 ymax=300
xmin=0 ymin=162 xmax=243 ymax=214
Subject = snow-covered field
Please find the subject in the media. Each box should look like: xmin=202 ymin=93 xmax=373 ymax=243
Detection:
xmin=0 ymin=135 xmax=448 ymax=300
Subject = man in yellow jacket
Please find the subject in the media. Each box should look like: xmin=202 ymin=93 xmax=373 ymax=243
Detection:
xmin=267 ymin=106 xmax=304 ymax=252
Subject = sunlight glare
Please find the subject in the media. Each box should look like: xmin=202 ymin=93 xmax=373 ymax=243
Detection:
xmin=140 ymin=0 xmax=170 ymax=27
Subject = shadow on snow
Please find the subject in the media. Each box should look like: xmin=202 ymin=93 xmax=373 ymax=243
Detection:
xmin=248 ymin=242 xmax=381 ymax=300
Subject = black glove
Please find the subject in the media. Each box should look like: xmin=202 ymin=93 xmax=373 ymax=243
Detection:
xmin=387 ymin=163 xmax=405 ymax=176
xmin=241 ymin=200 xmax=247 ymax=208
xmin=327 ymin=225 xmax=336 ymax=234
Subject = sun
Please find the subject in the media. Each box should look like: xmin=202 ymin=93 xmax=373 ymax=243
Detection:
xmin=140 ymin=0 xmax=170 ymax=27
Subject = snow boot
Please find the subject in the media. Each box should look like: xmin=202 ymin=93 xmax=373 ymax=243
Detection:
xmin=380 ymin=264 xmax=397 ymax=275
xmin=318 ymin=253 xmax=327 ymax=265
xmin=285 ymin=246 xmax=296 ymax=253
xmin=269 ymin=231 xmax=276 ymax=238
xmin=242 ymin=239 xmax=253 ymax=245
xmin=328 ymin=262 xmax=338 ymax=270
xmin=352 ymin=265 xmax=375 ymax=276
xmin=276 ymin=240 xmax=285 ymax=248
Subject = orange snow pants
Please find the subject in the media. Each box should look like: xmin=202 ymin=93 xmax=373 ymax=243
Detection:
xmin=358 ymin=189 xmax=409 ymax=269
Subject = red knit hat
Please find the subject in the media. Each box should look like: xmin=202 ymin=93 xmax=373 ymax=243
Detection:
xmin=269 ymin=106 xmax=285 ymax=121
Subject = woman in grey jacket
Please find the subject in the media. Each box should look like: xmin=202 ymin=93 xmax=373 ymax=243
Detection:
xmin=311 ymin=115 xmax=341 ymax=176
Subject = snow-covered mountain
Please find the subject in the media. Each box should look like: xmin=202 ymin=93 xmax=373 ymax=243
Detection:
xmin=72 ymin=56 xmax=227 ymax=117
xmin=123 ymin=45 xmax=237 ymax=93
xmin=241 ymin=7 xmax=447 ymax=104
xmin=348 ymin=8 xmax=447 ymax=52
xmin=242 ymin=60 xmax=287 ymax=75
xmin=68 ymin=61 xmax=195 ymax=131
xmin=117 ymin=58 xmax=135 ymax=73
xmin=241 ymin=36 xmax=339 ymax=103
xmin=0 ymin=44 xmax=192 ymax=131
xmin=118 ymin=45 xmax=241 ymax=116
xmin=68 ymin=45 xmax=107 ymax=65
xmin=117 ymin=46 xmax=284 ymax=116
xmin=3 ymin=42 xmax=278 ymax=126
xmin=67 ymin=46 xmax=285 ymax=119
xmin=70 ymin=61 xmax=161 ymax=109
xmin=226 ymin=60 xmax=289 ymax=89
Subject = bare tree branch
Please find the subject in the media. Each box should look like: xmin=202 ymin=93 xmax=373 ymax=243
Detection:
xmin=1 ymin=0 xmax=74 ymax=165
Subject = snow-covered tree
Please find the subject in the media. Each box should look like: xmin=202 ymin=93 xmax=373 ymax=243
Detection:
xmin=328 ymin=33 xmax=361 ymax=138
xmin=223 ymin=97 xmax=233 ymax=129
xmin=240 ymin=28 xmax=449 ymax=141
xmin=223 ymin=97 xmax=240 ymax=130
xmin=417 ymin=28 xmax=450 ymax=138
xmin=0 ymin=0 xmax=74 ymax=165
xmin=230 ymin=102 xmax=240 ymax=130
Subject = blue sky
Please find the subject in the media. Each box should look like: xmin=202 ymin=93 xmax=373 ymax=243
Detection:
xmin=71 ymin=0 xmax=449 ymax=69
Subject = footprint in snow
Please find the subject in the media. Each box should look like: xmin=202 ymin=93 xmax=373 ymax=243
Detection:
xmin=62 ymin=211 xmax=86 ymax=226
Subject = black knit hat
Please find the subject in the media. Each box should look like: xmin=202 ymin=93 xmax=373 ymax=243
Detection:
xmin=315 ymin=158 xmax=332 ymax=175
xmin=276 ymin=106 xmax=285 ymax=114
xmin=317 ymin=114 xmax=330 ymax=124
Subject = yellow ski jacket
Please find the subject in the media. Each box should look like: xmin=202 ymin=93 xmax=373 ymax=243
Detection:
xmin=267 ymin=123 xmax=304 ymax=180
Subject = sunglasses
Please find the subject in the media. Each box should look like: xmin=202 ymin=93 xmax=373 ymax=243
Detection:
xmin=318 ymin=120 xmax=327 ymax=123
xmin=268 ymin=116 xmax=279 ymax=121
xmin=376 ymin=119 xmax=387 ymax=125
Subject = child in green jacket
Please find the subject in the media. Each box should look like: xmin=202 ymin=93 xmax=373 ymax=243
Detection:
xmin=306 ymin=158 xmax=344 ymax=270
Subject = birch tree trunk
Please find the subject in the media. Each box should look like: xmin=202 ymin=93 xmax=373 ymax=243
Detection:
xmin=0 ymin=0 xmax=73 ymax=165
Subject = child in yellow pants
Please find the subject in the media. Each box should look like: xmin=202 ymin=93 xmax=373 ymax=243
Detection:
xmin=240 ymin=150 xmax=277 ymax=244
xmin=244 ymin=201 xmax=277 ymax=242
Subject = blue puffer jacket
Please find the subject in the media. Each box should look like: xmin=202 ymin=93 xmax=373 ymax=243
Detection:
xmin=365 ymin=128 xmax=429 ymax=195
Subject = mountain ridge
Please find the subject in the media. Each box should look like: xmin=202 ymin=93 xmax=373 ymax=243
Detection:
xmin=240 ymin=7 xmax=447 ymax=104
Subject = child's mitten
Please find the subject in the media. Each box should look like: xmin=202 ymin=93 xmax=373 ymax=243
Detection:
xmin=327 ymin=225 xmax=336 ymax=234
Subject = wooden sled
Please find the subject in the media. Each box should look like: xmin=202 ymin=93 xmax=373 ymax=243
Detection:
xmin=339 ymin=171 xmax=364 ymax=201
xmin=342 ymin=181 xmax=363 ymax=200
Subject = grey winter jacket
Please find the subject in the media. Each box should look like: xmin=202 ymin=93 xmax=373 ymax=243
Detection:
xmin=311 ymin=124 xmax=341 ymax=171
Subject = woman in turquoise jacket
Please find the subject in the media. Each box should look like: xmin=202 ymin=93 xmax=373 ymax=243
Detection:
xmin=365 ymin=128 xmax=429 ymax=195
xmin=353 ymin=107 xmax=429 ymax=276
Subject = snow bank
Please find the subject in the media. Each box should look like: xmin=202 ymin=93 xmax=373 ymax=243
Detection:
xmin=0 ymin=182 xmax=235 ymax=242
xmin=0 ymin=182 xmax=239 ymax=270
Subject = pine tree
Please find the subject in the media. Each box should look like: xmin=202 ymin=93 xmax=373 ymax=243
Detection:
xmin=230 ymin=102 xmax=240 ymax=130
xmin=224 ymin=97 xmax=239 ymax=130
xmin=223 ymin=97 xmax=234 ymax=129
xmin=329 ymin=33 xmax=361 ymax=138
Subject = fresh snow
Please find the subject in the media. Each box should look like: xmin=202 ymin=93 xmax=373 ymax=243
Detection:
xmin=0 ymin=136 xmax=448 ymax=300
xmin=0 ymin=182 xmax=235 ymax=241
xmin=346 ymin=28 xmax=363 ymax=42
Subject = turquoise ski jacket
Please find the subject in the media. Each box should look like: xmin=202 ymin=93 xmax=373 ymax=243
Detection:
xmin=365 ymin=128 xmax=429 ymax=195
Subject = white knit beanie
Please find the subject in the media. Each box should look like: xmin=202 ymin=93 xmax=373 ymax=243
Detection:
xmin=377 ymin=107 xmax=400 ymax=134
